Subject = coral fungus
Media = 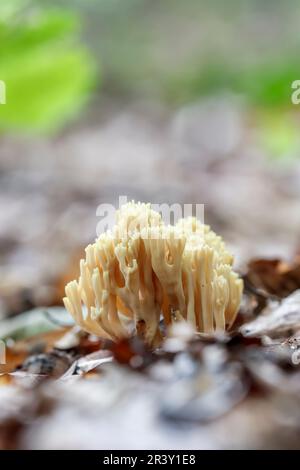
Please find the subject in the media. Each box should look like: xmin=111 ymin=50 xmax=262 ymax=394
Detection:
xmin=63 ymin=202 xmax=243 ymax=346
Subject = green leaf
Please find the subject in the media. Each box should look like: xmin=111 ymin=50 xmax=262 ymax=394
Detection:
xmin=258 ymin=111 xmax=299 ymax=160
xmin=0 ymin=2 xmax=97 ymax=134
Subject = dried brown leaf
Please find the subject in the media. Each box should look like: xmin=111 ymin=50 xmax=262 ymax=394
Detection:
xmin=245 ymin=257 xmax=300 ymax=298
xmin=240 ymin=290 xmax=300 ymax=338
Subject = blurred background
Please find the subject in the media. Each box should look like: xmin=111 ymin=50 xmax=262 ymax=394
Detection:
xmin=1 ymin=0 xmax=300 ymax=319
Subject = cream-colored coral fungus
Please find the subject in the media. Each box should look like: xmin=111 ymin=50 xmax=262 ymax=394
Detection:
xmin=63 ymin=202 xmax=243 ymax=346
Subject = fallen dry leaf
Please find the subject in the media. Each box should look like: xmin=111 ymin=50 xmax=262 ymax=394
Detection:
xmin=240 ymin=290 xmax=300 ymax=338
xmin=245 ymin=257 xmax=300 ymax=298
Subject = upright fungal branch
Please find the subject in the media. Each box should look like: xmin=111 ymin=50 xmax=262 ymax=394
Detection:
xmin=63 ymin=202 xmax=243 ymax=346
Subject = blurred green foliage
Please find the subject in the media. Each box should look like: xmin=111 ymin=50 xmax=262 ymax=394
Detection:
xmin=164 ymin=58 xmax=300 ymax=109
xmin=60 ymin=0 xmax=300 ymax=109
xmin=0 ymin=0 xmax=96 ymax=134
xmin=65 ymin=0 xmax=298 ymax=159
xmin=258 ymin=111 xmax=300 ymax=160
xmin=1 ymin=0 xmax=299 ymax=159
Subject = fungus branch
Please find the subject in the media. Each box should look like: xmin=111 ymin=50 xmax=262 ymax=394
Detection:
xmin=64 ymin=202 xmax=243 ymax=346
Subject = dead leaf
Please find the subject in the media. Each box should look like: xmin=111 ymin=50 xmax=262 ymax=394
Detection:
xmin=245 ymin=257 xmax=300 ymax=298
xmin=62 ymin=350 xmax=113 ymax=377
xmin=241 ymin=290 xmax=300 ymax=338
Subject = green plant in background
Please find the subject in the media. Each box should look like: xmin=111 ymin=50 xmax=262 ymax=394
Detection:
xmin=163 ymin=56 xmax=300 ymax=160
xmin=257 ymin=111 xmax=300 ymax=162
xmin=2 ymin=0 xmax=298 ymax=158
xmin=60 ymin=0 xmax=299 ymax=161
xmin=0 ymin=0 xmax=96 ymax=134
